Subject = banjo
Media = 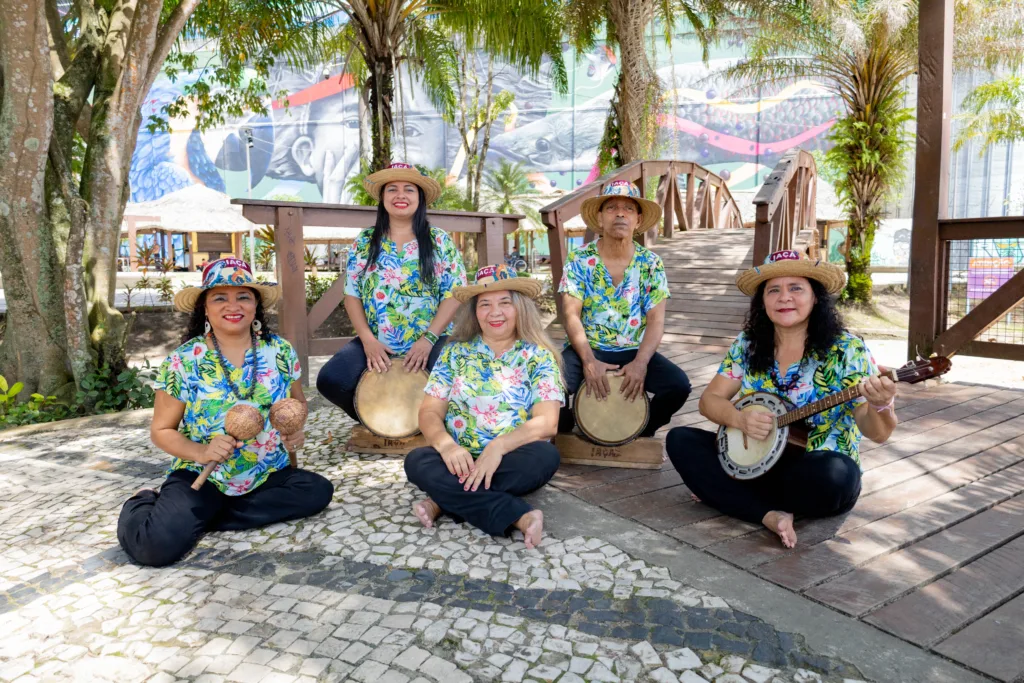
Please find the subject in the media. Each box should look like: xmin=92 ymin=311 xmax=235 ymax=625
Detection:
xmin=717 ymin=356 xmax=952 ymax=480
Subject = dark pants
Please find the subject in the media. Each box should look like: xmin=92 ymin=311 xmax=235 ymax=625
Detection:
xmin=666 ymin=426 xmax=862 ymax=524
xmin=560 ymin=346 xmax=691 ymax=436
xmin=316 ymin=336 xmax=448 ymax=422
xmin=117 ymin=467 xmax=334 ymax=567
xmin=404 ymin=441 xmax=560 ymax=536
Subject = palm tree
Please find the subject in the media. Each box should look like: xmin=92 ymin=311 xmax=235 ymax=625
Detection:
xmin=480 ymin=160 xmax=545 ymax=265
xmin=324 ymin=0 xmax=567 ymax=171
xmin=953 ymin=75 xmax=1024 ymax=153
xmin=730 ymin=0 xmax=1023 ymax=303
xmin=565 ymin=0 xmax=726 ymax=166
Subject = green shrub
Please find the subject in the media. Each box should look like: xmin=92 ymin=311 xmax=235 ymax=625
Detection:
xmin=305 ymin=273 xmax=339 ymax=308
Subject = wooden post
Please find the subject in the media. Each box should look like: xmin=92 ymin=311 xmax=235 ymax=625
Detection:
xmin=275 ymin=206 xmax=310 ymax=386
xmin=908 ymin=0 xmax=954 ymax=358
xmin=477 ymin=216 xmax=504 ymax=268
xmin=545 ymin=213 xmax=568 ymax=323
xmin=659 ymin=171 xmax=676 ymax=239
xmin=685 ymin=171 xmax=695 ymax=231
xmin=127 ymin=220 xmax=138 ymax=271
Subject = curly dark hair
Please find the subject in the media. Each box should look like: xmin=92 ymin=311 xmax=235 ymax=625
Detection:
xmin=741 ymin=278 xmax=846 ymax=374
xmin=362 ymin=185 xmax=436 ymax=285
xmin=183 ymin=288 xmax=275 ymax=344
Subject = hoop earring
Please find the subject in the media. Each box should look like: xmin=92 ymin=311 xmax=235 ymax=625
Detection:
xmin=204 ymin=320 xmax=211 ymax=336
xmin=252 ymin=319 xmax=262 ymax=336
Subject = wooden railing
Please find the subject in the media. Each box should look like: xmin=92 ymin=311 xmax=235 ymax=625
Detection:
xmin=233 ymin=199 xmax=522 ymax=384
xmin=540 ymin=160 xmax=743 ymax=321
xmin=752 ymin=149 xmax=818 ymax=264
xmin=926 ymin=216 xmax=1024 ymax=361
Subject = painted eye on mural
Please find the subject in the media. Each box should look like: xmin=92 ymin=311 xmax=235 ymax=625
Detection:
xmin=402 ymin=124 xmax=422 ymax=138
xmin=535 ymin=138 xmax=551 ymax=153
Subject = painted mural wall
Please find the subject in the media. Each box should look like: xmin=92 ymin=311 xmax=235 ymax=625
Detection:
xmin=128 ymin=33 xmax=843 ymax=208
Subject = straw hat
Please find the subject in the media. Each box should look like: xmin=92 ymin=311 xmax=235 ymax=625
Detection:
xmin=174 ymin=258 xmax=281 ymax=313
xmin=363 ymin=162 xmax=442 ymax=205
xmin=580 ymin=180 xmax=662 ymax=236
xmin=735 ymin=249 xmax=846 ymax=296
xmin=453 ymin=264 xmax=543 ymax=303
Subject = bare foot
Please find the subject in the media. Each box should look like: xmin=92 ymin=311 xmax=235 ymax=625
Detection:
xmin=413 ymin=499 xmax=441 ymax=528
xmin=762 ymin=510 xmax=797 ymax=548
xmin=690 ymin=493 xmax=701 ymax=503
xmin=515 ymin=510 xmax=544 ymax=549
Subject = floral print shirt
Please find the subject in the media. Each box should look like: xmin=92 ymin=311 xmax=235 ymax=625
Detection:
xmin=558 ymin=239 xmax=670 ymax=351
xmin=719 ymin=331 xmax=879 ymax=465
xmin=155 ymin=334 xmax=301 ymax=495
xmin=425 ymin=337 xmax=565 ymax=457
xmin=344 ymin=226 xmax=467 ymax=354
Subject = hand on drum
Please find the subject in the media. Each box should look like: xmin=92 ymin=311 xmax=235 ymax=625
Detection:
xmin=440 ymin=442 xmax=476 ymax=480
xmin=615 ymin=360 xmax=647 ymax=402
xmin=860 ymin=374 xmax=897 ymax=409
xmin=403 ymin=338 xmax=433 ymax=374
xmin=200 ymin=434 xmax=243 ymax=465
xmin=739 ymin=410 xmax=774 ymax=442
xmin=364 ymin=338 xmax=394 ymax=374
xmin=464 ymin=442 xmax=505 ymax=491
xmin=583 ymin=359 xmax=619 ymax=399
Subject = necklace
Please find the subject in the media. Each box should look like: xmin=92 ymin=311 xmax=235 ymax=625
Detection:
xmin=209 ymin=330 xmax=260 ymax=401
xmin=770 ymin=357 xmax=806 ymax=394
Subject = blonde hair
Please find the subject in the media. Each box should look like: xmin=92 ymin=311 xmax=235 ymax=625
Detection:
xmin=451 ymin=291 xmax=564 ymax=375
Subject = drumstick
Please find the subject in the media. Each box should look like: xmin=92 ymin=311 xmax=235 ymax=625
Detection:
xmin=270 ymin=398 xmax=308 ymax=468
xmin=191 ymin=404 xmax=264 ymax=491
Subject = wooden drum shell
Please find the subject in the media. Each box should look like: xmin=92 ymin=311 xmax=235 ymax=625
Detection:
xmin=573 ymin=374 xmax=650 ymax=447
xmin=353 ymin=362 xmax=428 ymax=439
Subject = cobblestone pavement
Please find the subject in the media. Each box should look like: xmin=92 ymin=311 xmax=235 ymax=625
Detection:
xmin=0 ymin=396 xmax=872 ymax=683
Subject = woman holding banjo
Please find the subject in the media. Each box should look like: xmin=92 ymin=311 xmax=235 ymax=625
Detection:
xmin=316 ymin=163 xmax=468 ymax=421
xmin=667 ymin=251 xmax=898 ymax=548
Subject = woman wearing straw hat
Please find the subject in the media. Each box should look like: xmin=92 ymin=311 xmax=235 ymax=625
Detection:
xmin=316 ymin=162 xmax=468 ymax=423
xmin=117 ymin=258 xmax=334 ymax=567
xmin=405 ymin=265 xmax=564 ymax=549
xmin=666 ymin=251 xmax=897 ymax=548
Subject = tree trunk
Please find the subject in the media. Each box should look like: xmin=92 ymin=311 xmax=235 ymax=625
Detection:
xmin=0 ymin=0 xmax=75 ymax=398
xmin=844 ymin=214 xmax=875 ymax=303
xmin=368 ymin=57 xmax=395 ymax=171
xmin=607 ymin=0 xmax=659 ymax=164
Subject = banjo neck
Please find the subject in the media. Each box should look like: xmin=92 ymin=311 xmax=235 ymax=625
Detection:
xmin=775 ymin=367 xmax=899 ymax=428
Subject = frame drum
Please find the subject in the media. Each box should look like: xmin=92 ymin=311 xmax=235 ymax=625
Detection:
xmin=573 ymin=374 xmax=650 ymax=447
xmin=354 ymin=362 xmax=428 ymax=438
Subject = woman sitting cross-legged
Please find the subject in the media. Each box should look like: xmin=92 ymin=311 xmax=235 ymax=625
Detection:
xmin=117 ymin=259 xmax=334 ymax=567
xmin=404 ymin=265 xmax=565 ymax=549
xmin=666 ymin=251 xmax=897 ymax=548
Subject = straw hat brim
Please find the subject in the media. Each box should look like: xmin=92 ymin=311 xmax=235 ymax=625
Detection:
xmin=735 ymin=259 xmax=846 ymax=296
xmin=580 ymin=194 xmax=662 ymax=235
xmin=173 ymin=282 xmax=282 ymax=313
xmin=453 ymin=278 xmax=543 ymax=303
xmin=363 ymin=168 xmax=442 ymax=206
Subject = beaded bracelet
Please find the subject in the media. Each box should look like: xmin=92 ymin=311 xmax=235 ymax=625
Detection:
xmin=421 ymin=330 xmax=440 ymax=346
xmin=873 ymin=396 xmax=895 ymax=413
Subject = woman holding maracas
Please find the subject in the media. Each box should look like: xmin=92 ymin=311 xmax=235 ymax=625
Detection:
xmin=117 ymin=259 xmax=334 ymax=567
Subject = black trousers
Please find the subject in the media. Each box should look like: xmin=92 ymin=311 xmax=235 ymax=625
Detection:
xmin=666 ymin=426 xmax=862 ymax=525
xmin=316 ymin=336 xmax=448 ymax=422
xmin=560 ymin=346 xmax=691 ymax=436
xmin=404 ymin=441 xmax=560 ymax=536
xmin=117 ymin=467 xmax=334 ymax=567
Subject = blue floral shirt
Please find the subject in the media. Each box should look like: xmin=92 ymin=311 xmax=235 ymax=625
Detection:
xmin=424 ymin=337 xmax=565 ymax=457
xmin=719 ymin=331 xmax=879 ymax=464
xmin=558 ymin=239 xmax=670 ymax=351
xmin=344 ymin=226 xmax=467 ymax=354
xmin=155 ymin=335 xmax=301 ymax=495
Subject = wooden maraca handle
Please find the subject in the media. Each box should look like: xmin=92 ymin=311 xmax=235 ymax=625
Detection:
xmin=191 ymin=462 xmax=218 ymax=491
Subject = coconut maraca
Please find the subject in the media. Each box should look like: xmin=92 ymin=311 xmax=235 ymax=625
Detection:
xmin=191 ymin=404 xmax=264 ymax=490
xmin=270 ymin=398 xmax=307 ymax=467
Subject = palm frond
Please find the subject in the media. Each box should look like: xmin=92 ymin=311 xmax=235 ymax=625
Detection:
xmin=953 ymin=74 xmax=1024 ymax=153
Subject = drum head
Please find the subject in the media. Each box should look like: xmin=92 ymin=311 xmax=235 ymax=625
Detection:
xmin=574 ymin=374 xmax=650 ymax=446
xmin=354 ymin=362 xmax=428 ymax=438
